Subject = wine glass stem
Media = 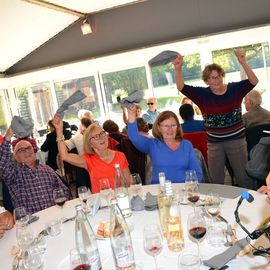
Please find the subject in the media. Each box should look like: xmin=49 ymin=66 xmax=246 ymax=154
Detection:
xmin=61 ymin=207 xmax=65 ymax=219
xmin=197 ymin=241 xmax=202 ymax=265
xmin=153 ymin=255 xmax=158 ymax=269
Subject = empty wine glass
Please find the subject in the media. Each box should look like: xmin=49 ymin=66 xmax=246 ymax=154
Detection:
xmin=16 ymin=223 xmax=34 ymax=251
xmin=205 ymin=192 xmax=221 ymax=222
xmin=14 ymin=206 xmax=29 ymax=225
xmin=53 ymin=188 xmax=67 ymax=220
xmin=130 ymin=173 xmax=142 ymax=197
xmin=99 ymin=178 xmax=112 ymax=208
xmin=143 ymin=224 xmax=163 ymax=270
xmin=187 ymin=211 xmax=207 ymax=263
xmin=78 ymin=186 xmax=91 ymax=212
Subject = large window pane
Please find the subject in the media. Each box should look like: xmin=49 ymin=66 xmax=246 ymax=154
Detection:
xmin=102 ymin=67 xmax=148 ymax=126
xmin=0 ymin=89 xmax=10 ymax=134
xmin=14 ymin=82 xmax=54 ymax=130
xmin=54 ymin=76 xmax=99 ymax=124
xmin=151 ymin=53 xmax=201 ymax=113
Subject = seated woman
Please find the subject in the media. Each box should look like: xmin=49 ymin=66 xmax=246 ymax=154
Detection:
xmin=127 ymin=107 xmax=202 ymax=184
xmin=103 ymin=119 xmax=127 ymax=144
xmin=53 ymin=114 xmax=131 ymax=193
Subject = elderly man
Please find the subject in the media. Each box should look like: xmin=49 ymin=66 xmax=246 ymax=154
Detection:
xmin=0 ymin=127 xmax=72 ymax=214
xmin=0 ymin=207 xmax=14 ymax=238
xmin=243 ymin=90 xmax=270 ymax=128
xmin=142 ymin=97 xmax=160 ymax=129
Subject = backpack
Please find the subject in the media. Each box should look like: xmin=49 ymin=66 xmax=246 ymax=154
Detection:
xmin=246 ymin=137 xmax=270 ymax=181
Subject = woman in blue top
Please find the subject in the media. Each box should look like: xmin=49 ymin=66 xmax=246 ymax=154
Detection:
xmin=127 ymin=107 xmax=202 ymax=184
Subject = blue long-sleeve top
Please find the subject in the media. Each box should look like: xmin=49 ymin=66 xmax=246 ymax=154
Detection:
xmin=127 ymin=122 xmax=202 ymax=184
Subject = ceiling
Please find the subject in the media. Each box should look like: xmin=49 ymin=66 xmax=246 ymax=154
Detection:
xmin=1 ymin=0 xmax=270 ymax=76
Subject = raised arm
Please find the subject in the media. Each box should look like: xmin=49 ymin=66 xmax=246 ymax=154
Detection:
xmin=53 ymin=114 xmax=86 ymax=169
xmin=173 ymin=54 xmax=185 ymax=91
xmin=235 ymin=48 xmax=258 ymax=86
xmin=121 ymin=104 xmax=128 ymax=124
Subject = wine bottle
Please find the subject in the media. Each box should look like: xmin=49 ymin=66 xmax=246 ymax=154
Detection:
xmin=114 ymin=163 xmax=132 ymax=218
xmin=110 ymin=198 xmax=135 ymax=270
xmin=157 ymin=180 xmax=173 ymax=236
xmin=75 ymin=205 xmax=102 ymax=270
xmin=166 ymin=197 xmax=185 ymax=252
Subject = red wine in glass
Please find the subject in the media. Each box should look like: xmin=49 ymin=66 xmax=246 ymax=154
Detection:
xmin=189 ymin=226 xmax=207 ymax=240
xmin=73 ymin=264 xmax=91 ymax=270
xmin=55 ymin=197 xmax=66 ymax=207
xmin=188 ymin=195 xmax=200 ymax=203
xmin=146 ymin=245 xmax=162 ymax=256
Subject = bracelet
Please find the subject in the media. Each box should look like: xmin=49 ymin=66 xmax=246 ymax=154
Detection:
xmin=56 ymin=135 xmax=65 ymax=142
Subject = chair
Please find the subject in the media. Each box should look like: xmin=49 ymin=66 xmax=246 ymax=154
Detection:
xmin=245 ymin=124 xmax=270 ymax=155
xmin=120 ymin=137 xmax=147 ymax=185
xmin=183 ymin=131 xmax=208 ymax=164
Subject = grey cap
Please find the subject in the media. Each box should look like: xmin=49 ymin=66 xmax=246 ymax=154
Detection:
xmin=11 ymin=116 xmax=34 ymax=138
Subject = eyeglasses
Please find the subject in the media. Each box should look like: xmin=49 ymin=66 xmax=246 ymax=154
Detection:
xmin=160 ymin=124 xmax=178 ymax=129
xmin=90 ymin=130 xmax=106 ymax=141
xmin=147 ymin=102 xmax=154 ymax=105
xmin=16 ymin=146 xmax=33 ymax=154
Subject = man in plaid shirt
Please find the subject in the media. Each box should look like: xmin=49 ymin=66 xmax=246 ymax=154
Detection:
xmin=0 ymin=127 xmax=72 ymax=214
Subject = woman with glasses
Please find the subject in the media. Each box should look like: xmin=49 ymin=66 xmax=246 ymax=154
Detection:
xmin=127 ymin=108 xmax=202 ymax=184
xmin=53 ymin=114 xmax=131 ymax=193
xmin=173 ymin=48 xmax=258 ymax=189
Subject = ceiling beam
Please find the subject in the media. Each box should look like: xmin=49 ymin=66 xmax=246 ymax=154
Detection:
xmin=21 ymin=0 xmax=86 ymax=17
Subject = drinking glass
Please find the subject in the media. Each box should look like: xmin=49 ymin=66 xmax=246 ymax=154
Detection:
xmin=187 ymin=211 xmax=207 ymax=263
xmin=130 ymin=173 xmax=142 ymax=197
xmin=70 ymin=248 xmax=90 ymax=270
xmin=205 ymin=193 xmax=221 ymax=222
xmin=22 ymin=245 xmax=44 ymax=270
xmin=53 ymin=188 xmax=67 ymax=220
xmin=99 ymin=178 xmax=112 ymax=208
xmin=185 ymin=180 xmax=200 ymax=212
xmin=78 ymin=186 xmax=91 ymax=212
xmin=14 ymin=206 xmax=29 ymax=225
xmin=16 ymin=223 xmax=34 ymax=251
xmin=178 ymin=253 xmax=200 ymax=270
xmin=143 ymin=224 xmax=163 ymax=270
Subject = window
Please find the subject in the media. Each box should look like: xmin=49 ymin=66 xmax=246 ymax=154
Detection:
xmin=0 ymin=89 xmax=10 ymax=134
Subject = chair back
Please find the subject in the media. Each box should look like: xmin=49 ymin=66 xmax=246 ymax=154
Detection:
xmin=183 ymin=131 xmax=208 ymax=164
xmin=245 ymin=124 xmax=270 ymax=155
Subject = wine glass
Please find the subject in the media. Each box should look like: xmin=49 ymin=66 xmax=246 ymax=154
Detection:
xmin=14 ymin=206 xmax=29 ymax=225
xmin=143 ymin=224 xmax=163 ymax=270
xmin=205 ymin=192 xmax=221 ymax=222
xmin=187 ymin=211 xmax=207 ymax=263
xmin=99 ymin=178 xmax=112 ymax=208
xmin=78 ymin=186 xmax=91 ymax=212
xmin=53 ymin=188 xmax=67 ymax=220
xmin=130 ymin=173 xmax=142 ymax=197
xmin=16 ymin=223 xmax=34 ymax=251
xmin=185 ymin=180 xmax=200 ymax=212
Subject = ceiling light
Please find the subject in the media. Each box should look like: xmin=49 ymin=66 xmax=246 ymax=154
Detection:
xmin=81 ymin=17 xmax=92 ymax=35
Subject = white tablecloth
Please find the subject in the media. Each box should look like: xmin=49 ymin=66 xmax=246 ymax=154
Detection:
xmin=1 ymin=184 xmax=270 ymax=269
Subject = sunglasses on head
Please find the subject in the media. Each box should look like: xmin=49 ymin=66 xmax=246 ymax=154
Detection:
xmin=147 ymin=102 xmax=154 ymax=105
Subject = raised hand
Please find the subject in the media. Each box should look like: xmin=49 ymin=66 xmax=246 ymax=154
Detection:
xmin=4 ymin=127 xmax=13 ymax=141
xmin=172 ymin=54 xmax=184 ymax=70
xmin=235 ymin=48 xmax=247 ymax=64
xmin=53 ymin=113 xmax=63 ymax=132
xmin=127 ymin=104 xmax=137 ymax=123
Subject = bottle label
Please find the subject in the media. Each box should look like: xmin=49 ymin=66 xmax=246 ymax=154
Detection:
xmin=117 ymin=194 xmax=130 ymax=211
xmin=112 ymin=244 xmax=135 ymax=268
xmin=87 ymin=249 xmax=102 ymax=270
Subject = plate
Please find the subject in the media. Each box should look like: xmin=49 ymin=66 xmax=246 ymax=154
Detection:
xmin=94 ymin=224 xmax=110 ymax=240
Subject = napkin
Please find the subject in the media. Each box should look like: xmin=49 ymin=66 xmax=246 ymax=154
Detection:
xmin=11 ymin=116 xmax=34 ymax=138
xmin=148 ymin=50 xmax=179 ymax=67
xmin=203 ymin=238 xmax=249 ymax=269
xmin=120 ymin=90 xmax=144 ymax=108
xmin=144 ymin=192 xmax=158 ymax=211
xmin=92 ymin=195 xmax=101 ymax=217
xmin=56 ymin=90 xmax=86 ymax=119
xmin=130 ymin=195 xmax=145 ymax=211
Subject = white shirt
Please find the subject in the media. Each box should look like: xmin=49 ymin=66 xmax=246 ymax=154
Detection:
xmin=0 ymin=206 xmax=6 ymax=215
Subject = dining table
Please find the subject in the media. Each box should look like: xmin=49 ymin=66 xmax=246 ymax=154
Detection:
xmin=1 ymin=183 xmax=270 ymax=270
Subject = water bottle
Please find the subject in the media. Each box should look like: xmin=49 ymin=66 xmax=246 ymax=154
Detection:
xmin=110 ymin=198 xmax=135 ymax=270
xmin=75 ymin=204 xmax=102 ymax=270
xmin=114 ymin=163 xmax=132 ymax=218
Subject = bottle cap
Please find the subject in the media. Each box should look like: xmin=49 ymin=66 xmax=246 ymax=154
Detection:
xmin=114 ymin=163 xmax=120 ymax=169
xmin=159 ymin=172 xmax=166 ymax=186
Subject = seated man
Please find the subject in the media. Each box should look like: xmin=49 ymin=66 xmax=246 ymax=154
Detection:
xmin=243 ymin=90 xmax=270 ymax=128
xmin=0 ymin=207 xmax=14 ymax=238
xmin=142 ymin=97 xmax=160 ymax=129
xmin=0 ymin=127 xmax=72 ymax=214
xmin=179 ymin=103 xmax=204 ymax=133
